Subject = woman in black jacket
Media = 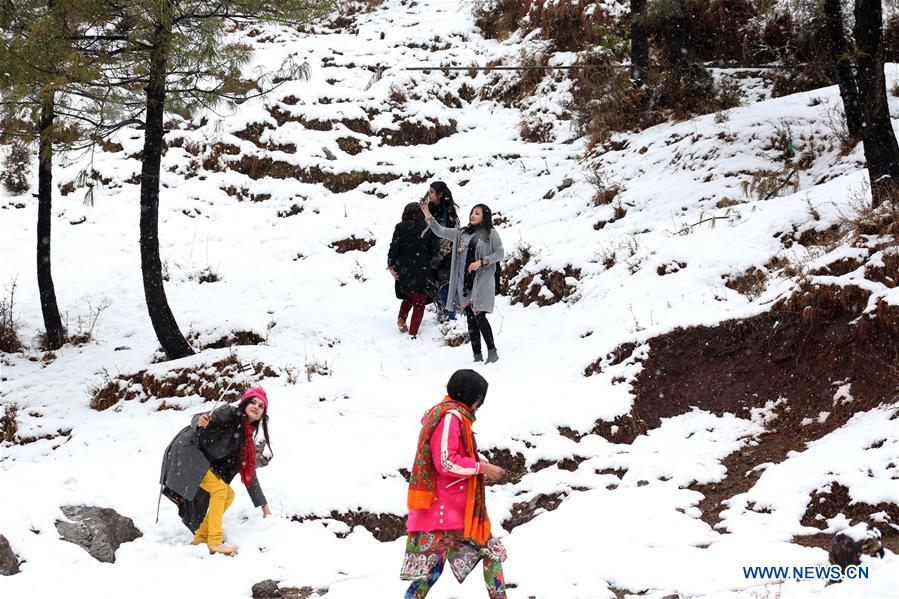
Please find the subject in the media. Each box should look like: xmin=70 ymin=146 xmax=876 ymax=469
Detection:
xmin=159 ymin=387 xmax=272 ymax=556
xmin=389 ymin=202 xmax=439 ymax=338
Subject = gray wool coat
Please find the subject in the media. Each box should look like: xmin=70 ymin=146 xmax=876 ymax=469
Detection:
xmin=159 ymin=405 xmax=266 ymax=530
xmin=426 ymin=218 xmax=505 ymax=314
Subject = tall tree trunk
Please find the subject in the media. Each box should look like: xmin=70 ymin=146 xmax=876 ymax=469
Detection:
xmin=854 ymin=0 xmax=899 ymax=208
xmin=139 ymin=21 xmax=193 ymax=359
xmin=37 ymin=93 xmax=66 ymax=349
xmin=667 ymin=0 xmax=686 ymax=67
xmin=631 ymin=0 xmax=650 ymax=84
xmin=823 ymin=0 xmax=862 ymax=140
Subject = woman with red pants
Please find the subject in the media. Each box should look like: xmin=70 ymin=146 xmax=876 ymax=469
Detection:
xmin=401 ymin=369 xmax=508 ymax=598
xmin=389 ymin=202 xmax=439 ymax=338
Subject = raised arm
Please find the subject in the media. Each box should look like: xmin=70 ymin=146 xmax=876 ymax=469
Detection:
xmin=424 ymin=216 xmax=459 ymax=242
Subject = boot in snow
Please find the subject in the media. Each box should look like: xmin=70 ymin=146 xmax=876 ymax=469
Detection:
xmin=473 ymin=352 xmax=483 ymax=362
xmin=485 ymin=349 xmax=499 ymax=364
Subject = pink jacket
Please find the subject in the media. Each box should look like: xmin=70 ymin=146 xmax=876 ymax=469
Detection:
xmin=406 ymin=409 xmax=481 ymax=532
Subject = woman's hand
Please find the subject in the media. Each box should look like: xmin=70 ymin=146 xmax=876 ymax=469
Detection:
xmin=262 ymin=504 xmax=271 ymax=518
xmin=198 ymin=413 xmax=211 ymax=428
xmin=388 ymin=266 xmax=398 ymax=280
xmin=480 ymin=461 xmax=506 ymax=482
xmin=467 ymin=260 xmax=482 ymax=273
xmin=419 ymin=198 xmax=432 ymax=219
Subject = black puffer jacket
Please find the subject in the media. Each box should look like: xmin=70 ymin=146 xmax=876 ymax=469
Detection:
xmin=389 ymin=219 xmax=438 ymax=299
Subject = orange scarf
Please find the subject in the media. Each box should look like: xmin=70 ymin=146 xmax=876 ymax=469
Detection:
xmin=407 ymin=397 xmax=491 ymax=545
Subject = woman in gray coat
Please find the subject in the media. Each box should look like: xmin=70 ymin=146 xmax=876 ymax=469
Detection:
xmin=420 ymin=199 xmax=504 ymax=363
xmin=159 ymin=387 xmax=272 ymax=556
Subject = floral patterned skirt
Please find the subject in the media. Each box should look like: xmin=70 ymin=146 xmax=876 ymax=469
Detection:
xmin=400 ymin=530 xmax=507 ymax=583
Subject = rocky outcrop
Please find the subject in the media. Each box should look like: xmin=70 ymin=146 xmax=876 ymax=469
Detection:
xmin=0 ymin=534 xmax=20 ymax=576
xmin=55 ymin=506 xmax=142 ymax=563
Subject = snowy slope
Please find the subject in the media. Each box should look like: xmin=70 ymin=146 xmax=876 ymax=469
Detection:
xmin=1 ymin=1 xmax=898 ymax=598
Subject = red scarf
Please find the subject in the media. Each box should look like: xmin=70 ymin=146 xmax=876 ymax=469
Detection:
xmin=407 ymin=397 xmax=491 ymax=545
xmin=240 ymin=420 xmax=257 ymax=486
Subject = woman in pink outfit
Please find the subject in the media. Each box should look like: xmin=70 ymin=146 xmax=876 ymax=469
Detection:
xmin=401 ymin=369 xmax=507 ymax=598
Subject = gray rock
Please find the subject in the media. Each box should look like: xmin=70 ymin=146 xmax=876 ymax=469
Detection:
xmin=251 ymin=580 xmax=327 ymax=599
xmin=55 ymin=506 xmax=142 ymax=563
xmin=0 ymin=534 xmax=20 ymax=576
xmin=252 ymin=580 xmax=282 ymax=598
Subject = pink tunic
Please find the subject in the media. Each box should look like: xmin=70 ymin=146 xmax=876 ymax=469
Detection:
xmin=406 ymin=409 xmax=481 ymax=532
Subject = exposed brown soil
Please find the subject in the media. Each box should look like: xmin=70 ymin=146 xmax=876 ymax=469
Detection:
xmin=277 ymin=204 xmax=304 ymax=218
xmin=90 ymin=355 xmax=278 ymax=411
xmin=230 ymin=155 xmax=401 ymax=193
xmin=583 ymin=340 xmax=639 ymax=377
xmin=292 ymin=510 xmax=406 ymax=542
xmin=336 ymin=137 xmax=366 ymax=155
xmin=625 ymin=284 xmax=899 ymax=532
xmin=481 ymin=448 xmax=527 ymax=484
xmin=657 ymin=261 xmax=687 ymax=276
xmin=503 ymin=492 xmax=566 ymax=531
xmin=187 ymin=330 xmax=265 ymax=350
xmin=330 ymin=236 xmax=376 ymax=253
xmin=505 ymin=265 xmax=581 ymax=307
xmin=379 ymin=118 xmax=457 ymax=146
xmin=252 ymin=580 xmax=328 ymax=599
xmin=797 ymin=482 xmax=899 ymax=553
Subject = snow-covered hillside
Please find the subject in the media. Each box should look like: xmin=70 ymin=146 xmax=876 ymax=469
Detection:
xmin=1 ymin=1 xmax=897 ymax=598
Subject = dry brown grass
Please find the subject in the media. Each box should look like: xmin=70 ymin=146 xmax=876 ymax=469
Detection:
xmin=336 ymin=137 xmax=366 ymax=155
xmin=724 ymin=267 xmax=768 ymax=301
xmin=0 ymin=280 xmax=23 ymax=353
xmin=474 ymin=0 xmax=528 ymax=40
xmin=507 ymin=265 xmax=582 ymax=307
xmin=1 ymin=403 xmax=18 ymax=443
xmin=843 ymin=188 xmax=899 ymax=237
xmin=480 ymin=51 xmax=549 ymax=108
xmin=528 ymin=0 xmax=612 ymax=51
xmin=519 ymin=117 xmax=554 ymax=143
xmin=569 ymin=62 xmax=741 ymax=151
xmin=476 ymin=0 xmax=613 ymax=51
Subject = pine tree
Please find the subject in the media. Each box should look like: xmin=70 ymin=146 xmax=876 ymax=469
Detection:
xmin=822 ymin=0 xmax=862 ymax=141
xmin=852 ymin=0 xmax=899 ymax=208
xmin=0 ymin=0 xmax=129 ymax=350
xmin=117 ymin=1 xmax=333 ymax=359
xmin=630 ymin=0 xmax=650 ymax=85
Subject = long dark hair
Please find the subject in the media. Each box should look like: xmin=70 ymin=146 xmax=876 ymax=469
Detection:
xmin=430 ymin=181 xmax=459 ymax=226
xmin=463 ymin=203 xmax=493 ymax=235
xmin=430 ymin=181 xmax=454 ymax=205
xmin=237 ymin=396 xmax=272 ymax=457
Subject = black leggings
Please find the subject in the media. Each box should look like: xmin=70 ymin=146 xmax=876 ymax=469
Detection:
xmin=465 ymin=308 xmax=495 ymax=354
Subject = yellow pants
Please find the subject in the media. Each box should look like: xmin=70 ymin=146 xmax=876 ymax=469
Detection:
xmin=192 ymin=470 xmax=235 ymax=546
